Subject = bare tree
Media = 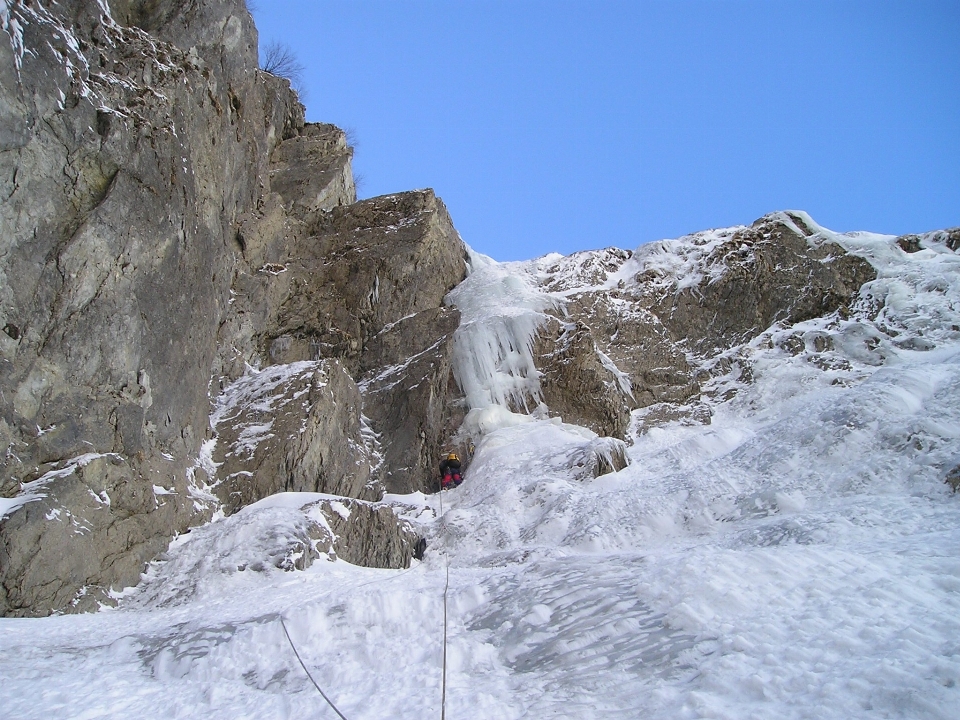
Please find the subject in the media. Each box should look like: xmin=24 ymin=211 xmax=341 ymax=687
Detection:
xmin=260 ymin=40 xmax=306 ymax=97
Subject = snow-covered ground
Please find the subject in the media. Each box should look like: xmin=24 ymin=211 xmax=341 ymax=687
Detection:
xmin=3 ymin=222 xmax=960 ymax=719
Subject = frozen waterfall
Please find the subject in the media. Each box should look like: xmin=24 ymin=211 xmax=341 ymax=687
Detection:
xmin=445 ymin=249 xmax=561 ymax=413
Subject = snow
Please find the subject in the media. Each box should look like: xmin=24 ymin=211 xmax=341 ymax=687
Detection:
xmin=3 ymin=222 xmax=960 ymax=718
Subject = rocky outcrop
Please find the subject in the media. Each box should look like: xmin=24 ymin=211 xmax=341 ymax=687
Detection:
xmin=535 ymin=319 xmax=633 ymax=439
xmin=210 ymin=360 xmax=374 ymax=514
xmin=360 ymin=305 xmax=465 ymax=494
xmin=530 ymin=212 xmax=877 ymax=438
xmin=946 ymin=464 xmax=960 ymax=493
xmin=897 ymin=227 xmax=960 ymax=255
xmin=268 ymin=122 xmax=355 ymax=216
xmin=321 ymin=498 xmax=422 ymax=569
xmin=212 ymin=122 xmax=356 ymax=383
xmin=214 ymin=185 xmax=468 ymax=498
xmin=645 ymin=212 xmax=877 ymax=355
xmin=126 ymin=496 xmax=421 ymax=609
xmin=0 ymin=452 xmax=195 ymax=615
xmin=260 ymin=190 xmax=466 ymax=372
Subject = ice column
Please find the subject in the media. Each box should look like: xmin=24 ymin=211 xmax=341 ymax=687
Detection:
xmin=446 ymin=249 xmax=561 ymax=411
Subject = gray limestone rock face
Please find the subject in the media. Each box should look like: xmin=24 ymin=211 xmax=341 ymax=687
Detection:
xmin=563 ymin=293 xmax=700 ymax=408
xmin=268 ymin=123 xmax=356 ymax=216
xmin=0 ymin=453 xmax=201 ymax=617
xmin=210 ymin=360 xmax=374 ymax=514
xmin=253 ymin=189 xmax=469 ymax=494
xmin=0 ymin=0 xmax=460 ymax=616
xmin=261 ymin=189 xmax=468 ymax=373
xmin=531 ymin=248 xmax=700 ymax=438
xmin=360 ymin=306 xmax=464 ymax=494
xmin=212 ymin=123 xmax=357 ymax=383
xmin=0 ymin=0 xmax=303 ymax=615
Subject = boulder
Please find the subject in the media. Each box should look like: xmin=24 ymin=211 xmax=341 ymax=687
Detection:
xmin=946 ymin=464 xmax=960 ymax=493
xmin=320 ymin=498 xmax=422 ymax=569
xmin=126 ymin=495 xmax=421 ymax=609
xmin=567 ymin=437 xmax=630 ymax=480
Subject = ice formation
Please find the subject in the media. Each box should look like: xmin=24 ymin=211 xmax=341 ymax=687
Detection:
xmin=446 ymin=249 xmax=562 ymax=413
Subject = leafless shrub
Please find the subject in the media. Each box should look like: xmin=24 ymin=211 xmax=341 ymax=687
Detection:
xmin=260 ymin=40 xmax=306 ymax=98
xmin=344 ymin=127 xmax=359 ymax=151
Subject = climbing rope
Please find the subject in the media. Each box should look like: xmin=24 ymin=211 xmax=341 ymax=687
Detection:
xmin=276 ymin=487 xmax=453 ymax=719
xmin=280 ymin=615 xmax=350 ymax=720
xmin=439 ymin=488 xmax=451 ymax=720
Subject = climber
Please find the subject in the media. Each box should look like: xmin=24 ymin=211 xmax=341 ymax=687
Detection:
xmin=439 ymin=452 xmax=463 ymax=490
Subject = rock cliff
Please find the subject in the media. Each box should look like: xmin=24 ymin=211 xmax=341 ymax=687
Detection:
xmin=0 ymin=0 xmax=465 ymax=617
xmin=0 ymin=0 xmax=920 ymax=619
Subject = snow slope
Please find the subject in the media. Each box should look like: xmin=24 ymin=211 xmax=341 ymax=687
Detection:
xmin=2 ymin=221 xmax=960 ymax=719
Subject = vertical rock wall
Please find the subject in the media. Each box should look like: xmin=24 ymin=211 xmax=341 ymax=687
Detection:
xmin=0 ymin=0 xmax=469 ymax=616
xmin=0 ymin=0 xmax=298 ymax=615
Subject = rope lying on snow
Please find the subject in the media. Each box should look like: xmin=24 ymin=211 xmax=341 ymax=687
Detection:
xmin=439 ymin=489 xmax=451 ymax=720
xmin=280 ymin=615 xmax=350 ymax=720
xmin=278 ymin=487 xmax=454 ymax=719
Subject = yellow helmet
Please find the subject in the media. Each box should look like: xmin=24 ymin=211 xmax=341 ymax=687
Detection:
xmin=447 ymin=452 xmax=459 ymax=462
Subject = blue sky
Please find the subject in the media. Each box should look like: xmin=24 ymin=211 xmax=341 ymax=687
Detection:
xmin=251 ymin=1 xmax=959 ymax=261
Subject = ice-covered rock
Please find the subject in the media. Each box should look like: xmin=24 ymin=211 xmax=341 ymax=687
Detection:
xmin=210 ymin=360 xmax=375 ymax=514
xmin=127 ymin=492 xmax=422 ymax=609
xmin=520 ymin=211 xmax=878 ymax=437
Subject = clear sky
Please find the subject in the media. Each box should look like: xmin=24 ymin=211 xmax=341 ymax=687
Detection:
xmin=250 ymin=1 xmax=960 ymax=261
